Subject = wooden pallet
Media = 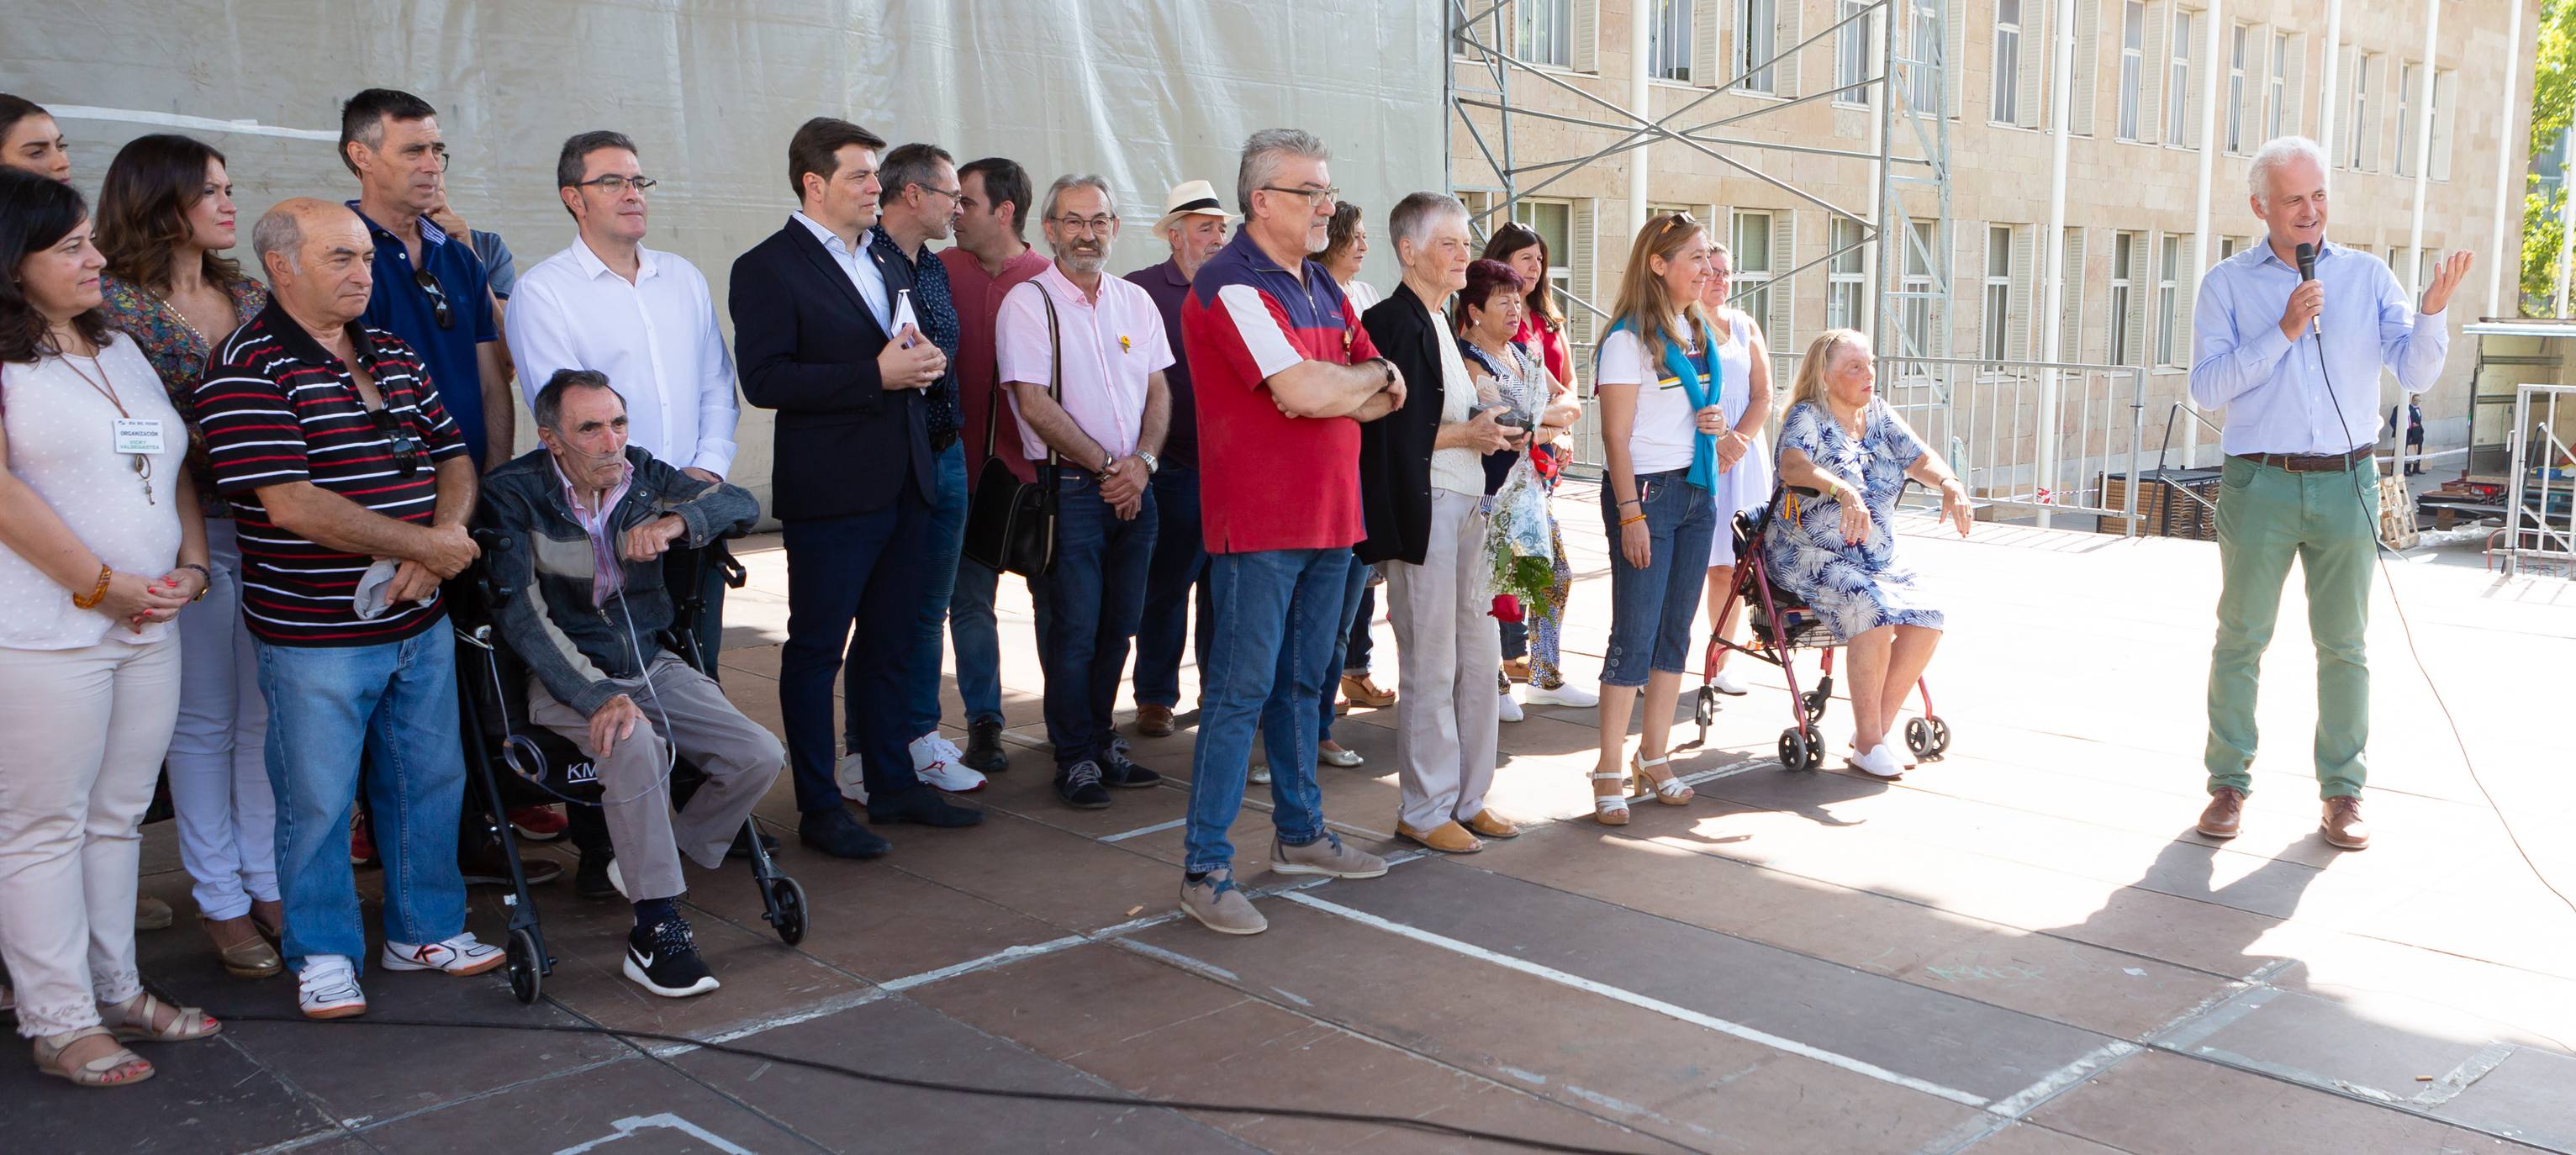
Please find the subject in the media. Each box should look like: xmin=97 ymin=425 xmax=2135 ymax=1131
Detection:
xmin=2379 ymin=475 xmax=2420 ymax=551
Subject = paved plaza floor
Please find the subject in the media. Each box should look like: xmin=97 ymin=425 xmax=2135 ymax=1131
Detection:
xmin=9 ymin=481 xmax=2576 ymax=1154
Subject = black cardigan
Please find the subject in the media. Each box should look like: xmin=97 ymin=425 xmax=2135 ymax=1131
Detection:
xmin=1357 ymin=283 xmax=1457 ymax=567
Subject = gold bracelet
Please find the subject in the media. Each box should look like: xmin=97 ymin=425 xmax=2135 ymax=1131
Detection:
xmin=71 ymin=564 xmax=113 ymax=609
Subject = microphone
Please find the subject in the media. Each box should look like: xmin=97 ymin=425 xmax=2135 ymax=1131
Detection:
xmin=2294 ymin=242 xmax=2320 ymax=338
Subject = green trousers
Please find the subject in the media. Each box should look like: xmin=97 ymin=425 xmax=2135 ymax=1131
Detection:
xmin=2203 ymin=454 xmax=2378 ymax=799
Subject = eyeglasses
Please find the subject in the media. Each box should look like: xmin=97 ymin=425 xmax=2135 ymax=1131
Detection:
xmin=572 ymin=174 xmax=657 ymax=194
xmin=412 ymin=268 xmax=452 ymax=330
xmin=916 ymin=185 xmax=963 ymax=203
xmin=369 ymin=407 xmax=425 ymax=477
xmin=1259 ymin=185 xmax=1340 ymax=208
xmin=1051 ymin=214 xmax=1118 ymax=235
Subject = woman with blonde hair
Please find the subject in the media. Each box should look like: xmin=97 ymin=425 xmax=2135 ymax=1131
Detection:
xmin=1697 ymin=240 xmax=1776 ymax=698
xmin=1586 ymin=213 xmax=1724 ymax=825
xmin=1768 ymin=330 xmax=1972 ymax=778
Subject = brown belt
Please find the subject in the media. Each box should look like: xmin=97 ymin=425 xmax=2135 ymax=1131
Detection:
xmin=2229 ymin=446 xmax=2372 ymax=473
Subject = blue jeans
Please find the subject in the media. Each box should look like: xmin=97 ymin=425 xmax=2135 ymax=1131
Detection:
xmin=1182 ymin=548 xmax=1345 ymax=875
xmin=949 ymin=558 xmax=1005 ymax=726
xmin=1598 ymin=469 xmax=1715 ymax=688
xmin=783 ymin=496 xmax=931 ymax=811
xmin=1132 ymin=467 xmax=1214 ymax=709
xmin=256 ymin=625 xmax=468 ymax=972
xmin=1033 ymin=476 xmax=1158 ymax=769
xmin=1317 ymin=550 xmax=1368 ymax=742
xmin=875 ymin=441 xmax=967 ymax=740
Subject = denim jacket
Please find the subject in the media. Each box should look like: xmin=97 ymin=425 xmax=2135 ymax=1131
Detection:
xmin=479 ymin=446 xmax=759 ymax=715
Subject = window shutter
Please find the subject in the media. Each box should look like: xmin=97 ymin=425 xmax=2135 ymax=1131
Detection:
xmin=2431 ymin=70 xmax=2455 ymax=182
xmin=1945 ymin=0 xmax=1967 ymax=118
xmin=2141 ymin=3 xmax=2165 ymax=143
xmin=2122 ymin=241 xmax=2146 ymax=367
xmin=2008 ymin=226 xmax=2035 ymax=361
xmin=2017 ymin=3 xmax=2046 ymax=129
xmin=1695 ymin=0 xmax=1723 ymax=87
xmin=2057 ymin=228 xmax=2088 ymax=362
xmin=1570 ymin=198 xmax=1598 ymax=349
xmin=2284 ymin=33 xmax=2304 ymax=135
xmin=1776 ymin=0 xmax=1802 ymax=97
xmin=1573 ymin=0 xmax=1599 ymax=71
xmin=2071 ymin=0 xmax=2098 ymax=134
xmin=1956 ymin=223 xmax=1978 ymax=355
xmin=2180 ymin=21 xmax=2203 ymax=149
xmin=1770 ymin=211 xmax=1797 ymax=347
xmin=2172 ymin=235 xmax=2198 ymax=366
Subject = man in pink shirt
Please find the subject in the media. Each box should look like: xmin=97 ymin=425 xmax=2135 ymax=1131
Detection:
xmin=996 ymin=175 xmax=1174 ymax=810
xmin=936 ymin=157 xmax=1050 ymax=776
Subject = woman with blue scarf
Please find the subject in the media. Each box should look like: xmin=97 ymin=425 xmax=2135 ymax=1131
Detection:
xmin=1587 ymin=213 xmax=1724 ymax=825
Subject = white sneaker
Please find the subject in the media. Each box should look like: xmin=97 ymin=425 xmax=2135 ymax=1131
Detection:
xmin=1525 ymin=681 xmax=1599 ymax=708
xmin=834 ymin=752 xmax=869 ymax=804
xmin=922 ymin=730 xmax=968 ymax=766
xmin=298 ymin=956 xmax=366 ymax=1020
xmin=1497 ymin=688 xmax=1525 ymax=723
xmin=1847 ymin=743 xmax=1907 ymax=779
xmin=1710 ymin=667 xmax=1750 ymax=696
xmin=382 ymin=932 xmax=508 ymax=976
xmin=911 ymin=733 xmax=988 ymax=793
xmin=1249 ymin=751 xmax=1271 ymax=785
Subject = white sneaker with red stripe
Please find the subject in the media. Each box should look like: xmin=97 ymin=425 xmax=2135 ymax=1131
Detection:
xmin=380 ymin=933 xmax=508 ymax=976
xmin=910 ymin=732 xmax=987 ymax=793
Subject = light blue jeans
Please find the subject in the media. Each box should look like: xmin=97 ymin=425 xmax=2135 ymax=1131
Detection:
xmin=1181 ymin=548 xmax=1345 ymax=876
xmin=257 ymin=625 xmax=469 ymax=972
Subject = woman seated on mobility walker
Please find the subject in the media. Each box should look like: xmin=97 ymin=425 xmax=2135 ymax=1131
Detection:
xmin=1766 ymin=330 xmax=1972 ymax=779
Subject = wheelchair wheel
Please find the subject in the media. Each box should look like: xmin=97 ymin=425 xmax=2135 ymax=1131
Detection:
xmin=1924 ymin=715 xmax=1953 ymax=759
xmin=1778 ymin=727 xmax=1816 ymax=773
xmin=768 ymin=876 xmax=808 ymax=946
xmin=506 ymin=927 xmax=541 ymax=1005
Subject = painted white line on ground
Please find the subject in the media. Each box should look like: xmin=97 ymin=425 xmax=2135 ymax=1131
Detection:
xmin=1983 ymin=1041 xmax=2141 ymax=1118
xmin=1280 ymin=890 xmax=1992 ymax=1109
xmin=552 ymin=1113 xmax=757 ymax=1155
xmin=881 ymin=933 xmax=1091 ymax=992
xmin=1111 ymin=938 xmax=1240 ymax=984
xmin=47 ymin=104 xmax=340 ymax=140
xmin=674 ymin=989 xmax=893 ymax=1053
xmin=1100 ymin=817 xmax=1187 ymax=843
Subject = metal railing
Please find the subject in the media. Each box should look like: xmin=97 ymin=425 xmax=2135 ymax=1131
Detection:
xmin=2503 ymin=383 xmax=2576 ymax=577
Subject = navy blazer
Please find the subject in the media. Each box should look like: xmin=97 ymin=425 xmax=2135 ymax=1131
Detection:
xmin=730 ymin=216 xmax=936 ymax=521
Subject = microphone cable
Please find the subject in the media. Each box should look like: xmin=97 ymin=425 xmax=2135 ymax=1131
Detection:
xmin=2300 ymin=279 xmax=2576 ymax=918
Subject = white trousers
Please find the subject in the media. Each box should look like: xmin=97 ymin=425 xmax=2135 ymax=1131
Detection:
xmin=0 ymin=635 xmax=181 ymax=1037
xmin=1387 ymin=490 xmax=1502 ymax=833
xmin=166 ymin=519 xmax=278 ymax=920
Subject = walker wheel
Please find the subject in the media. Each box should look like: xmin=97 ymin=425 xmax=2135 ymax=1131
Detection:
xmin=1693 ymin=687 xmax=1717 ymax=729
xmin=1924 ymin=715 xmax=1952 ymax=759
xmin=1778 ymin=727 xmax=1816 ymax=773
xmin=506 ymin=927 xmax=542 ymax=1005
xmin=1801 ymin=689 xmax=1829 ymax=725
xmin=768 ymin=876 xmax=808 ymax=946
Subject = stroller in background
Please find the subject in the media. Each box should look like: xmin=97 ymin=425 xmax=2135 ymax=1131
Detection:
xmin=447 ymin=535 xmax=808 ymax=1005
xmin=1676 ymin=483 xmax=1955 ymax=773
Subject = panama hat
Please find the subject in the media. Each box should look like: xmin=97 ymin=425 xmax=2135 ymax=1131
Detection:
xmin=1153 ymin=179 xmax=1240 ymax=234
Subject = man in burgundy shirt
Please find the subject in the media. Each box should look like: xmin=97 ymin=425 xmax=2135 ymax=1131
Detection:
xmin=1174 ymin=131 xmax=1407 ymax=936
xmin=937 ymin=156 xmax=1049 ymax=776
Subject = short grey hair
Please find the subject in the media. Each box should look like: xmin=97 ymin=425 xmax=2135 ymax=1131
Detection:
xmin=1236 ymin=129 xmax=1329 ymax=218
xmin=881 ymin=142 xmax=956 ymax=201
xmin=251 ymin=207 xmax=304 ymax=274
xmin=1386 ymin=192 xmax=1468 ymax=251
xmin=2247 ymin=135 xmax=2326 ymax=200
xmin=1041 ymin=173 xmax=1116 ymax=224
xmin=533 ymin=368 xmax=622 ymax=430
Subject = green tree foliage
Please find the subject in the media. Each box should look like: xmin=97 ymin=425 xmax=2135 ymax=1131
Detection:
xmin=2524 ymin=0 xmax=2576 ymax=314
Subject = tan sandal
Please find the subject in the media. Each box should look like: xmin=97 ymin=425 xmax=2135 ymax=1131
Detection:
xmin=34 ymin=1026 xmax=154 ymax=1088
xmin=204 ymin=915 xmax=282 ymax=978
xmin=98 ymin=992 xmax=221 ymax=1043
xmin=1629 ymin=753 xmax=1695 ymax=805
xmin=1590 ymin=770 xmax=1632 ymax=826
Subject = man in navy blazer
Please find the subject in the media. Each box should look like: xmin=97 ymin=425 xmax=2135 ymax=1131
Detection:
xmin=731 ymin=117 xmax=984 ymax=858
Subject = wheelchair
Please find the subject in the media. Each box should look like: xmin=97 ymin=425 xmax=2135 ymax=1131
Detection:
xmin=1676 ymin=483 xmax=1954 ymax=773
xmin=446 ymin=534 xmax=807 ymax=1005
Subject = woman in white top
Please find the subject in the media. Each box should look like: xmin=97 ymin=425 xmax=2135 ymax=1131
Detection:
xmin=0 ymin=171 xmax=219 ymax=1088
xmin=1587 ymin=213 xmax=1724 ymax=825
xmin=1697 ymin=240 xmax=1776 ymax=698
xmin=1314 ymin=199 xmax=1382 ymax=750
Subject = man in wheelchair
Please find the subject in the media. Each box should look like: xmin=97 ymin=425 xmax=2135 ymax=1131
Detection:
xmin=481 ymin=369 xmax=777 ymax=997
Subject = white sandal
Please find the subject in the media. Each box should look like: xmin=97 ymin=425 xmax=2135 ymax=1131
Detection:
xmin=1589 ymin=770 xmax=1632 ymax=826
xmin=1629 ymin=752 xmax=1695 ymax=805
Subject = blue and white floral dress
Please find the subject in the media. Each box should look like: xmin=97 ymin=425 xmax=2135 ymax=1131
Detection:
xmin=1763 ymin=399 xmax=1946 ymax=639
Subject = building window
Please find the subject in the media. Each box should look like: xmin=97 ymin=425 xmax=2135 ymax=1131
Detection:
xmin=1739 ymin=0 xmax=1777 ymax=93
xmin=2119 ymin=3 xmax=2146 ymax=141
xmin=1517 ymin=0 xmax=1573 ymax=67
xmin=2218 ymin=236 xmax=2240 ymax=261
xmin=1835 ymin=0 xmax=1872 ymax=105
xmin=1829 ymin=217 xmax=1866 ymax=330
xmin=2347 ymin=53 xmax=2373 ymax=169
xmin=2167 ymin=9 xmax=2195 ymax=149
xmin=2226 ymin=24 xmax=2248 ymax=154
xmin=1649 ymin=0 xmax=1694 ymax=82
xmin=1513 ymin=198 xmax=1576 ymax=314
xmin=2110 ymin=232 xmax=2137 ymax=367
xmin=1910 ymin=0 xmax=1940 ymax=111
xmin=2265 ymin=30 xmax=2289 ymax=140
xmin=1992 ymin=0 xmax=2022 ymax=124
xmin=2430 ymin=69 xmax=2455 ymax=182
xmin=2397 ymin=61 xmax=2420 ymax=176
xmin=2156 ymin=235 xmax=2183 ymax=367
xmin=1902 ymin=221 xmax=1935 ymax=361
xmin=1732 ymin=210 xmax=1776 ymax=325
xmin=1983 ymin=226 xmax=2013 ymax=362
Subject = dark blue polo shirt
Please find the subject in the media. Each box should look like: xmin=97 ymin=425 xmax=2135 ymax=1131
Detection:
xmin=351 ymin=203 xmax=501 ymax=465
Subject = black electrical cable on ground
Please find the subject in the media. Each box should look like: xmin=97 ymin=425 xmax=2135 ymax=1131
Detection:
xmin=205 ymin=1013 xmax=1669 ymax=1155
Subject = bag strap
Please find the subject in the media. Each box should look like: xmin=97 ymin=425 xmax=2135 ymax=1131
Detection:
xmin=1038 ymin=283 xmax=1064 ymax=483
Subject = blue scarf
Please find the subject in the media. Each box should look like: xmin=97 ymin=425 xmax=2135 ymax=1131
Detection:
xmin=1602 ymin=317 xmax=1723 ymax=493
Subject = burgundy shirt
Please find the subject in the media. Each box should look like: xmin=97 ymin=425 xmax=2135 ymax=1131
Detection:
xmin=1124 ymin=257 xmax=1201 ymax=470
xmin=938 ymin=244 xmax=1052 ymax=486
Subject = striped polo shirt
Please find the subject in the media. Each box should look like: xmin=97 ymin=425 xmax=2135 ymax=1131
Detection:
xmin=195 ymin=301 xmax=470 ymax=646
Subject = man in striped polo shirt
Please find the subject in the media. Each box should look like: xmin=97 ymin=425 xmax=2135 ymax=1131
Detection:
xmin=197 ymin=199 xmax=503 ymax=1020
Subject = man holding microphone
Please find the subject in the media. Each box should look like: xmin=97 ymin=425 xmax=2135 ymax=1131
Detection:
xmin=2186 ymin=136 xmax=2469 ymax=852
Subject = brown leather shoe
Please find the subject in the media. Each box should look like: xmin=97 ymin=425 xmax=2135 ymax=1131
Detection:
xmin=1135 ymin=703 xmax=1175 ymax=738
xmin=2320 ymin=796 xmax=2370 ymax=850
xmin=1502 ymin=657 xmax=1533 ymax=683
xmin=2195 ymin=788 xmax=2246 ymax=839
xmin=1340 ymin=674 xmax=1396 ymax=709
xmin=1396 ymin=819 xmax=1484 ymax=854
xmin=1462 ymin=810 xmax=1521 ymax=839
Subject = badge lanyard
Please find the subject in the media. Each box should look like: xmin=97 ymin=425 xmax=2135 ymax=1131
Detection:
xmin=60 ymin=351 xmax=157 ymax=505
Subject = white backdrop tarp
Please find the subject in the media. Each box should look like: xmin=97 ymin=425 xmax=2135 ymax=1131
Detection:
xmin=8 ymin=0 xmax=1445 ymax=507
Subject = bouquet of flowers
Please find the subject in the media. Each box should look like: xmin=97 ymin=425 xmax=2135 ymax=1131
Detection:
xmin=1485 ymin=453 xmax=1555 ymax=615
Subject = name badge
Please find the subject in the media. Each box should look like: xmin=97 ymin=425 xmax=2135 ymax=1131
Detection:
xmin=113 ymin=418 xmax=167 ymax=455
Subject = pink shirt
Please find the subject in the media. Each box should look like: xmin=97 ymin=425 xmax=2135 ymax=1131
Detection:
xmin=995 ymin=263 xmax=1175 ymax=466
xmin=554 ymin=456 xmax=633 ymax=608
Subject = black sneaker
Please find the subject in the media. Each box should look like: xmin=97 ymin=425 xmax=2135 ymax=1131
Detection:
xmin=1056 ymin=760 xmax=1112 ymax=810
xmin=624 ymin=917 xmax=721 ymax=998
xmin=961 ymin=719 xmax=1011 ymax=774
xmin=1098 ymin=741 xmax=1163 ymax=789
xmin=574 ymin=849 xmax=618 ymax=900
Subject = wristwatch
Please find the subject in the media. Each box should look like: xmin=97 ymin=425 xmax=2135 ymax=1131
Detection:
xmin=1370 ymin=356 xmax=1396 ymax=389
xmin=1137 ymin=451 xmax=1159 ymax=474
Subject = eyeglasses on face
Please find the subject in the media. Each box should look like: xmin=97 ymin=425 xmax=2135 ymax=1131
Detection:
xmin=573 ymin=174 xmax=657 ymax=194
xmin=1051 ymin=214 xmax=1118 ymax=235
xmin=1259 ymin=185 xmax=1340 ymax=208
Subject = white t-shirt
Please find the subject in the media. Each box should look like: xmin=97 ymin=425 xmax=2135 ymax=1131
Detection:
xmin=1595 ymin=328 xmax=1704 ymax=475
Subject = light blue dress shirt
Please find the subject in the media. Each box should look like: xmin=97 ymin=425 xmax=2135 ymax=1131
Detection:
xmin=791 ymin=210 xmax=893 ymax=331
xmin=2188 ymin=239 xmax=2450 ymax=456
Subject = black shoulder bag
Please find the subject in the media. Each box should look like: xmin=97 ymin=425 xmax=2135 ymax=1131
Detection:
xmin=960 ymin=287 xmax=1063 ymax=577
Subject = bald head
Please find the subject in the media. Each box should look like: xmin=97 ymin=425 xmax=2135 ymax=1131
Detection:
xmin=257 ymin=198 xmax=376 ymax=328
